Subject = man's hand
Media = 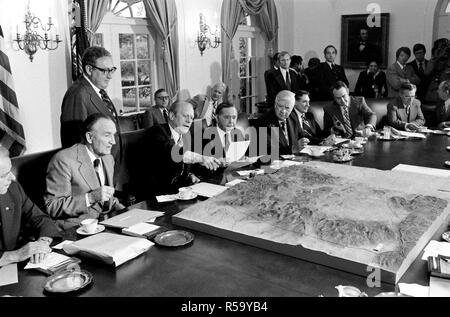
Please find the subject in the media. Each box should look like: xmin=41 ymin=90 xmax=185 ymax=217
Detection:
xmin=405 ymin=123 xmax=420 ymax=131
xmin=438 ymin=121 xmax=450 ymax=129
xmin=200 ymin=156 xmax=221 ymax=171
xmin=356 ymin=127 xmax=374 ymax=137
xmin=190 ymin=173 xmax=201 ymax=184
xmin=16 ymin=241 xmax=51 ymax=264
xmin=88 ymin=186 xmax=115 ymax=204
xmin=298 ymin=137 xmax=310 ymax=148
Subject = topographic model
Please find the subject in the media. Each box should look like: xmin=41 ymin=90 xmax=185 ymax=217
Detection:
xmin=173 ymin=162 xmax=450 ymax=283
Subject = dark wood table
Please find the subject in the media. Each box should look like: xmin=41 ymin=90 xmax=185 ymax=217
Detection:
xmin=1 ymin=133 xmax=449 ymax=297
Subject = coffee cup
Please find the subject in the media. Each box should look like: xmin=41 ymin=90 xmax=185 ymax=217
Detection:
xmin=80 ymin=218 xmax=98 ymax=234
xmin=178 ymin=187 xmax=193 ymax=199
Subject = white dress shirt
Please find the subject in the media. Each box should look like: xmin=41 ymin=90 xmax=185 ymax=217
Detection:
xmin=168 ymin=124 xmax=204 ymax=164
xmin=84 ymin=145 xmax=105 ymax=206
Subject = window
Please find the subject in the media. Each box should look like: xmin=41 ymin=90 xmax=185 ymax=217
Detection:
xmin=233 ymin=17 xmax=268 ymax=114
xmin=95 ymin=1 xmax=156 ymax=114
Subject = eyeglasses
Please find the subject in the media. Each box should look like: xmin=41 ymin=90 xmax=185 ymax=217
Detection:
xmin=88 ymin=64 xmax=117 ymax=76
xmin=157 ymin=96 xmax=170 ymax=100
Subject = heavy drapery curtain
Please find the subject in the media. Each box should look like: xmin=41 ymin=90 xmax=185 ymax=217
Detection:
xmin=221 ymin=0 xmax=278 ymax=104
xmin=85 ymin=0 xmax=110 ymax=45
xmin=142 ymin=0 xmax=180 ymax=100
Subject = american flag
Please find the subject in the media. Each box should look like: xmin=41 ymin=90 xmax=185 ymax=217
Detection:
xmin=0 ymin=25 xmax=26 ymax=156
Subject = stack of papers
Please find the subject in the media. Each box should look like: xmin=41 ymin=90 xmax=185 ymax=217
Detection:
xmin=156 ymin=194 xmax=177 ymax=203
xmin=189 ymin=182 xmax=228 ymax=198
xmin=63 ymin=232 xmax=153 ymax=267
xmin=0 ymin=264 xmax=18 ymax=286
xmin=398 ymin=283 xmax=430 ymax=297
xmin=122 ymin=222 xmax=162 ymax=238
xmin=24 ymin=252 xmax=71 ymax=270
xmin=225 ymin=141 xmax=250 ymax=162
xmin=421 ymin=240 xmax=450 ymax=260
xmin=391 ymin=128 xmax=426 ymax=139
xmin=100 ymin=209 xmax=164 ymax=229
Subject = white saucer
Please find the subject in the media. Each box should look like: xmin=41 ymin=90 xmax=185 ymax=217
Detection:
xmin=444 ymin=127 xmax=450 ymax=131
xmin=175 ymin=193 xmax=198 ymax=200
xmin=76 ymin=224 xmax=105 ymax=235
xmin=309 ymin=153 xmax=325 ymax=158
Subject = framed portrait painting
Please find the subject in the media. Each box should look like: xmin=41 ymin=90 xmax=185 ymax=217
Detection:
xmin=341 ymin=13 xmax=390 ymax=69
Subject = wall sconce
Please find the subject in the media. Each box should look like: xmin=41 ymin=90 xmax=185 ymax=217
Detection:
xmin=13 ymin=6 xmax=62 ymax=62
xmin=195 ymin=13 xmax=221 ymax=56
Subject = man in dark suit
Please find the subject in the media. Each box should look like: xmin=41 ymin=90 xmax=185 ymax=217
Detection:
xmin=407 ymin=44 xmax=429 ymax=101
xmin=317 ymin=45 xmax=349 ymax=100
xmin=387 ymin=83 xmax=425 ymax=131
xmin=0 ymin=146 xmax=61 ymax=267
xmin=141 ymin=89 xmax=170 ymax=129
xmin=255 ymin=90 xmax=300 ymax=156
xmin=46 ymin=114 xmax=125 ymax=230
xmin=291 ymin=90 xmax=324 ymax=146
xmin=265 ymin=51 xmax=302 ymax=107
xmin=140 ymin=101 xmax=220 ymax=197
xmin=324 ymin=81 xmax=377 ymax=138
xmin=60 ymin=46 xmax=122 ymax=166
xmin=290 ymin=55 xmax=308 ymax=90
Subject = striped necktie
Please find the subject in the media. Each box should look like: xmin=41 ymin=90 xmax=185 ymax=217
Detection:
xmin=280 ymin=120 xmax=289 ymax=145
xmin=99 ymin=89 xmax=118 ymax=120
xmin=342 ymin=107 xmax=353 ymax=138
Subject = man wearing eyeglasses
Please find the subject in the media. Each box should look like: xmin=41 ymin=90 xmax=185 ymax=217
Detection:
xmin=387 ymin=83 xmax=425 ymax=131
xmin=60 ymin=46 xmax=122 ymax=170
xmin=141 ymin=88 xmax=171 ymax=129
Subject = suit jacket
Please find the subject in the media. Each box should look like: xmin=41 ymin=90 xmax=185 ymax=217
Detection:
xmin=323 ymin=96 xmax=377 ymax=137
xmin=386 ymin=62 xmax=421 ymax=97
xmin=291 ymin=111 xmax=325 ymax=145
xmin=265 ymin=68 xmax=302 ymax=107
xmin=141 ymin=106 xmax=167 ymax=129
xmin=387 ymin=97 xmax=425 ymax=130
xmin=189 ymin=94 xmax=221 ymax=121
xmin=45 ymin=143 xmax=124 ymax=230
xmin=317 ymin=62 xmax=349 ymax=100
xmin=140 ymin=124 xmax=192 ymax=196
xmin=437 ymin=99 xmax=450 ymax=124
xmin=0 ymin=181 xmax=61 ymax=258
xmin=254 ymin=110 xmax=300 ymax=156
xmin=60 ymin=77 xmax=123 ymax=163
xmin=407 ymin=59 xmax=429 ymax=99
xmin=354 ymin=70 xmax=388 ymax=98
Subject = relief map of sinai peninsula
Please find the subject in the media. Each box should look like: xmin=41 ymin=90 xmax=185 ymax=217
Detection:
xmin=174 ymin=162 xmax=450 ymax=283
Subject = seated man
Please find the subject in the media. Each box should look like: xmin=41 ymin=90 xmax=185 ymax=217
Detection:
xmin=354 ymin=60 xmax=388 ymax=98
xmin=140 ymin=101 xmax=221 ymax=196
xmin=0 ymin=146 xmax=61 ymax=267
xmin=45 ymin=114 xmax=125 ymax=230
xmin=437 ymin=80 xmax=450 ymax=129
xmin=141 ymin=88 xmax=171 ymax=129
xmin=189 ymin=82 xmax=226 ymax=126
xmin=323 ymin=81 xmax=377 ymax=138
xmin=387 ymin=83 xmax=425 ymax=131
xmin=254 ymin=90 xmax=300 ymax=156
xmin=291 ymin=90 xmax=324 ymax=146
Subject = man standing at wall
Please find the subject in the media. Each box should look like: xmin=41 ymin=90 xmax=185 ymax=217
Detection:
xmin=60 ymin=46 xmax=122 ymax=166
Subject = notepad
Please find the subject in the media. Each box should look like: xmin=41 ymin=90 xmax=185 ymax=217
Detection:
xmin=122 ymin=222 xmax=163 ymax=238
xmin=0 ymin=264 xmax=18 ymax=286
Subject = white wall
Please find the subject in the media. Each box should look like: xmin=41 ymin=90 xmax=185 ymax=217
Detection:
xmin=0 ymin=0 xmax=69 ymax=154
xmin=289 ymin=0 xmax=438 ymax=90
xmin=176 ymin=0 xmax=222 ymax=100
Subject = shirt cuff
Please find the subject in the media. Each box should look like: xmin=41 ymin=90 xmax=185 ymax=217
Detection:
xmin=183 ymin=151 xmax=203 ymax=164
xmin=85 ymin=193 xmax=91 ymax=207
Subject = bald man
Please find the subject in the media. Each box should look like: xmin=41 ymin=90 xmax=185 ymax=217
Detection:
xmin=189 ymin=82 xmax=227 ymax=126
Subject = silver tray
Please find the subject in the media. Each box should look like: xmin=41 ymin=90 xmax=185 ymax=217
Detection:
xmin=154 ymin=230 xmax=194 ymax=247
xmin=44 ymin=270 xmax=93 ymax=293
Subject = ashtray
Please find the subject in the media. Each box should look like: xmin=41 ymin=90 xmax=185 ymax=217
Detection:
xmin=44 ymin=269 xmax=93 ymax=294
xmin=154 ymin=230 xmax=194 ymax=247
xmin=442 ymin=231 xmax=450 ymax=242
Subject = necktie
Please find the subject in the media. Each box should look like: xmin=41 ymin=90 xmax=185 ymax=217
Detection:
xmin=99 ymin=89 xmax=118 ymax=120
xmin=93 ymin=159 xmax=102 ymax=186
xmin=177 ymin=134 xmax=184 ymax=148
xmin=280 ymin=121 xmax=289 ymax=145
xmin=418 ymin=62 xmax=424 ymax=76
xmin=406 ymin=106 xmax=410 ymax=121
xmin=302 ymin=116 xmax=313 ymax=137
xmin=163 ymin=109 xmax=169 ymax=122
xmin=342 ymin=107 xmax=353 ymax=138
xmin=285 ymin=71 xmax=291 ymax=90
xmin=224 ymin=133 xmax=231 ymax=153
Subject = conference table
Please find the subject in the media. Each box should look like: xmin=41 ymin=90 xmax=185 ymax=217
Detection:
xmin=1 ymin=132 xmax=449 ymax=298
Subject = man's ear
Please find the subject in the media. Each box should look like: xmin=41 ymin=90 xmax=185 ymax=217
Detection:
xmin=85 ymin=132 xmax=93 ymax=144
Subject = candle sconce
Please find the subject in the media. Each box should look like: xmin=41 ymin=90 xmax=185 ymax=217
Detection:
xmin=13 ymin=6 xmax=62 ymax=62
xmin=195 ymin=13 xmax=221 ymax=56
